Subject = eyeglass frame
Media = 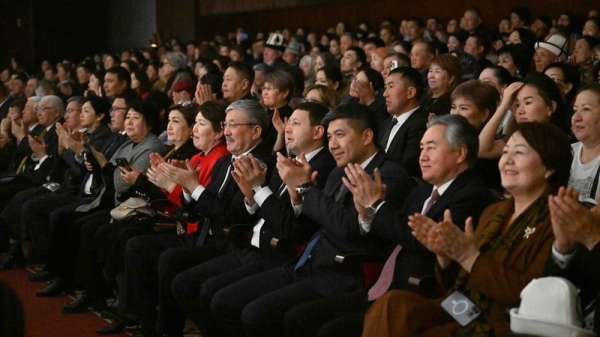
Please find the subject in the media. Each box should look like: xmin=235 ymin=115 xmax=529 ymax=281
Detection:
xmin=110 ymin=106 xmax=129 ymax=112
xmin=220 ymin=121 xmax=259 ymax=129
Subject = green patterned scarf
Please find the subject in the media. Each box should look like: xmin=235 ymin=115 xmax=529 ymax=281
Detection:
xmin=451 ymin=195 xmax=549 ymax=337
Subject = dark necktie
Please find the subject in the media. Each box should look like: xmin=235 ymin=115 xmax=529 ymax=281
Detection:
xmin=367 ymin=188 xmax=440 ymax=300
xmin=381 ymin=117 xmax=398 ymax=150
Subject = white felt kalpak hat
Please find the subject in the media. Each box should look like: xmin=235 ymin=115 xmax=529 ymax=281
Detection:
xmin=534 ymin=34 xmax=569 ymax=57
xmin=510 ymin=277 xmax=596 ymax=337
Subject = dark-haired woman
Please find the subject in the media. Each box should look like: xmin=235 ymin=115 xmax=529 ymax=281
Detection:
xmin=422 ymin=54 xmax=462 ymax=117
xmin=131 ymin=69 xmax=152 ymax=99
xmin=479 ymin=73 xmax=571 ymax=159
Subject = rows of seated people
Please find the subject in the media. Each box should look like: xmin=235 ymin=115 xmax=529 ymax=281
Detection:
xmin=0 ymin=5 xmax=599 ymax=337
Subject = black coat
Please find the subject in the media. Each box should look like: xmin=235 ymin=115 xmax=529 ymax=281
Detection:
xmin=379 ymin=107 xmax=428 ymax=179
xmin=371 ymin=169 xmax=496 ymax=290
xmin=295 ymin=149 xmax=415 ymax=297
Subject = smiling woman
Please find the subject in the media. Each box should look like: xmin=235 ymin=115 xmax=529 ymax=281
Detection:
xmin=568 ymin=84 xmax=600 ymax=203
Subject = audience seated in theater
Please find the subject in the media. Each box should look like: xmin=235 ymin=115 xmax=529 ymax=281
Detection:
xmin=31 ymin=95 xmax=156 ymax=296
xmin=20 ymin=95 xmax=113 ymax=266
xmin=63 ymin=100 xmax=200 ymax=317
xmin=284 ymin=114 xmax=495 ymax=337
xmin=209 ymin=102 xmax=414 ymax=337
xmin=170 ymin=102 xmax=336 ymax=336
xmin=363 ymin=122 xmax=572 ymax=337
xmin=0 ymin=95 xmax=64 ymax=269
xmin=123 ymin=99 xmax=275 ymax=336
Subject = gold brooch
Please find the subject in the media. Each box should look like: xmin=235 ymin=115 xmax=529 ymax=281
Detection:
xmin=523 ymin=226 xmax=536 ymax=239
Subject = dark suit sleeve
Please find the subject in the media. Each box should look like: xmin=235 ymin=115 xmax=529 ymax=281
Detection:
xmin=302 ymin=162 xmax=413 ymax=241
xmin=374 ymin=175 xmax=495 ymax=253
xmin=400 ymin=120 xmax=426 ymax=178
xmin=193 ymin=148 xmax=275 ymax=227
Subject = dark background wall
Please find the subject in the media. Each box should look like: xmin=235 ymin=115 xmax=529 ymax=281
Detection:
xmin=0 ymin=0 xmax=598 ymax=74
xmin=195 ymin=0 xmax=598 ymax=39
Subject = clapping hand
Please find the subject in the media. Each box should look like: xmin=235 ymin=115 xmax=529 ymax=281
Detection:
xmin=159 ymin=160 xmax=200 ymax=194
xmin=549 ymin=186 xmax=600 ymax=252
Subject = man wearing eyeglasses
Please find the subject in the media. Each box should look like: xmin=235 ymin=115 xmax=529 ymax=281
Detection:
xmin=123 ymin=99 xmax=276 ymax=336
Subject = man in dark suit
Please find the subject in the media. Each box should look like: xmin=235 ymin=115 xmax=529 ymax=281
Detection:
xmin=123 ymin=99 xmax=275 ymax=336
xmin=380 ymin=66 xmax=428 ymax=179
xmin=209 ymin=103 xmax=414 ymax=337
xmin=284 ymin=114 xmax=496 ymax=337
xmin=168 ymin=102 xmax=336 ymax=337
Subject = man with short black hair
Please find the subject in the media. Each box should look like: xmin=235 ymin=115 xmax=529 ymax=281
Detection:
xmin=223 ymin=61 xmax=256 ymax=103
xmin=103 ymin=66 xmax=138 ymax=100
xmin=381 ymin=66 xmax=428 ymax=178
xmin=464 ymin=33 xmax=493 ymax=73
xmin=340 ymin=47 xmax=366 ymax=79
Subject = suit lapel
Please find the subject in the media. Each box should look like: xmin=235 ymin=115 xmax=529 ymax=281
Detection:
xmin=387 ymin=108 xmax=424 ymax=154
xmin=425 ymin=170 xmax=472 ymax=218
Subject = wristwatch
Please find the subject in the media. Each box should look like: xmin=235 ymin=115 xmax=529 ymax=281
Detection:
xmin=295 ymin=182 xmax=313 ymax=199
xmin=364 ymin=198 xmax=385 ymax=218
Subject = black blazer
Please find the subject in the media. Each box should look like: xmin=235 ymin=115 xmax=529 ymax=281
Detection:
xmin=371 ymin=169 xmax=496 ymax=290
xmin=191 ymin=141 xmax=276 ymax=242
xmin=296 ymin=148 xmax=415 ymax=297
xmin=257 ymin=147 xmax=337 ymax=249
xmin=379 ymin=107 xmax=428 ymax=179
